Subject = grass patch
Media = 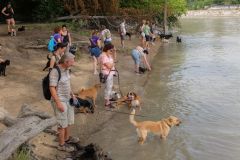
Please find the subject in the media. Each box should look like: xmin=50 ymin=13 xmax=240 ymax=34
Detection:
xmin=12 ymin=147 xmax=30 ymax=160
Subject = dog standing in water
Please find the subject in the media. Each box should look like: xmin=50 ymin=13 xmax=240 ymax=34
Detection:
xmin=129 ymin=109 xmax=181 ymax=144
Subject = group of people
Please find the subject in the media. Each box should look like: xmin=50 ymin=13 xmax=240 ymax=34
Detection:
xmin=47 ymin=19 xmax=155 ymax=152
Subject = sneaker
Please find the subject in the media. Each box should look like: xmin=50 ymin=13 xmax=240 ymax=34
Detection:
xmin=57 ymin=143 xmax=75 ymax=152
xmin=65 ymin=136 xmax=80 ymax=144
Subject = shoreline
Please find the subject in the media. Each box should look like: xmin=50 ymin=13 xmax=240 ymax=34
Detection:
xmin=182 ymin=9 xmax=240 ymax=18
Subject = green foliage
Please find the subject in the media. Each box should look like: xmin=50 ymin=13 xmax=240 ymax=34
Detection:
xmin=12 ymin=147 xmax=30 ymax=160
xmin=33 ymin=0 xmax=64 ymax=21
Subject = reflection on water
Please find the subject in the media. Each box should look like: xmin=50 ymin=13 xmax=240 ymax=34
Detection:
xmin=84 ymin=17 xmax=240 ymax=160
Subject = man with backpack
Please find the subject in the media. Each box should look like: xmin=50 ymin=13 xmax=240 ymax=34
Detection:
xmin=49 ymin=52 xmax=78 ymax=152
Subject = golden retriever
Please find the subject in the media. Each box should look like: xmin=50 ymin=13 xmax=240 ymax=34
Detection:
xmin=77 ymin=84 xmax=101 ymax=108
xmin=114 ymin=92 xmax=141 ymax=109
xmin=129 ymin=109 xmax=181 ymax=144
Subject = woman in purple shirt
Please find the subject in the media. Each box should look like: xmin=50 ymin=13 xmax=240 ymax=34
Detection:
xmin=89 ymin=30 xmax=102 ymax=74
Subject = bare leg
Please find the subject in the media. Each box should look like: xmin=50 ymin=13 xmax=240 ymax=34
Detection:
xmin=6 ymin=19 xmax=11 ymax=33
xmin=93 ymin=56 xmax=98 ymax=74
xmin=58 ymin=127 xmax=66 ymax=145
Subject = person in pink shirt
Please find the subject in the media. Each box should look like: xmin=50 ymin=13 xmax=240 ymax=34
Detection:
xmin=99 ymin=43 xmax=116 ymax=108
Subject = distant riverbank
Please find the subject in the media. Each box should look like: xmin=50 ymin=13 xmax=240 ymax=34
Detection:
xmin=182 ymin=8 xmax=240 ymax=17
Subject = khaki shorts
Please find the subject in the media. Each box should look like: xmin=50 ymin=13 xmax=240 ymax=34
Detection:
xmin=51 ymin=100 xmax=74 ymax=128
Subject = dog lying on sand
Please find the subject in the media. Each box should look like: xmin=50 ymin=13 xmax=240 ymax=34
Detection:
xmin=0 ymin=59 xmax=10 ymax=76
xmin=129 ymin=109 xmax=181 ymax=144
xmin=113 ymin=92 xmax=141 ymax=110
xmin=77 ymin=84 xmax=101 ymax=108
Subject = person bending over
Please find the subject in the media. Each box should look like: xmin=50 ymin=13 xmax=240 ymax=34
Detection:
xmin=131 ymin=46 xmax=151 ymax=74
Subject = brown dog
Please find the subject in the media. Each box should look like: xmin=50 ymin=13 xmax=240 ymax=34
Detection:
xmin=114 ymin=92 xmax=141 ymax=109
xmin=129 ymin=109 xmax=181 ymax=144
xmin=77 ymin=84 xmax=101 ymax=108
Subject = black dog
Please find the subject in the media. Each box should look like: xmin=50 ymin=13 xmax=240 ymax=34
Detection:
xmin=18 ymin=26 xmax=25 ymax=31
xmin=69 ymin=45 xmax=77 ymax=55
xmin=69 ymin=97 xmax=94 ymax=113
xmin=71 ymin=143 xmax=112 ymax=160
xmin=139 ymin=67 xmax=147 ymax=74
xmin=176 ymin=36 xmax=182 ymax=43
xmin=0 ymin=60 xmax=10 ymax=76
xmin=126 ymin=32 xmax=132 ymax=40
xmin=42 ymin=55 xmax=51 ymax=71
xmin=159 ymin=33 xmax=173 ymax=40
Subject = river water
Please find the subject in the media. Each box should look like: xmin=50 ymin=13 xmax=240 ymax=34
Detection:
xmin=86 ymin=17 xmax=240 ymax=160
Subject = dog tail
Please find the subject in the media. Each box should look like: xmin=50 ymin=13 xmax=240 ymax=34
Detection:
xmin=129 ymin=109 xmax=138 ymax=126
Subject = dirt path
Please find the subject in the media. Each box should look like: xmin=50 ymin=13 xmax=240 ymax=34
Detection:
xmin=0 ymin=23 xmax=162 ymax=159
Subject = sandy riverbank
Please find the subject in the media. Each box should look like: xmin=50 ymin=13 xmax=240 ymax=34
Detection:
xmin=0 ymin=24 xmax=166 ymax=159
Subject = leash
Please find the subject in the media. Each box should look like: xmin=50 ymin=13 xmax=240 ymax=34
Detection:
xmin=97 ymin=107 xmax=151 ymax=118
xmin=114 ymin=68 xmax=123 ymax=97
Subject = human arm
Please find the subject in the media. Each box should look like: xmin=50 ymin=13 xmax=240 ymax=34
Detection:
xmin=49 ymin=86 xmax=64 ymax=112
xmin=1 ymin=7 xmax=9 ymax=16
xmin=49 ymin=56 xmax=56 ymax=69
xmin=143 ymin=54 xmax=151 ymax=71
xmin=49 ymin=69 xmax=64 ymax=112
xmin=11 ymin=8 xmax=14 ymax=14
xmin=68 ymin=32 xmax=72 ymax=46
xmin=97 ymin=39 xmax=101 ymax=48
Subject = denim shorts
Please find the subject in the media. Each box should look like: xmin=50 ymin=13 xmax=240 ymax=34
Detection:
xmin=90 ymin=47 xmax=101 ymax=58
xmin=131 ymin=49 xmax=141 ymax=65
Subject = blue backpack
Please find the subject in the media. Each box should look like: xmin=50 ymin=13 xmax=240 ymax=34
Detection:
xmin=48 ymin=35 xmax=57 ymax=52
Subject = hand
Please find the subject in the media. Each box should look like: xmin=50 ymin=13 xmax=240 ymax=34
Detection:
xmin=56 ymin=101 xmax=65 ymax=112
xmin=5 ymin=13 xmax=9 ymax=16
xmin=148 ymin=67 xmax=152 ymax=71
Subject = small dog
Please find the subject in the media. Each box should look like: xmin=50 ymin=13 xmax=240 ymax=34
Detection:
xmin=69 ymin=97 xmax=94 ymax=113
xmin=42 ymin=54 xmax=52 ymax=71
xmin=176 ymin=36 xmax=182 ymax=43
xmin=0 ymin=60 xmax=10 ymax=76
xmin=77 ymin=84 xmax=101 ymax=108
xmin=18 ymin=26 xmax=25 ymax=31
xmin=159 ymin=33 xmax=173 ymax=40
xmin=114 ymin=92 xmax=141 ymax=109
xmin=130 ymin=109 xmax=181 ymax=144
xmin=126 ymin=32 xmax=132 ymax=40
xmin=69 ymin=45 xmax=77 ymax=55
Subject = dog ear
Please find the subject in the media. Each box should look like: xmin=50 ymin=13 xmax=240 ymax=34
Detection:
xmin=133 ymin=92 xmax=137 ymax=98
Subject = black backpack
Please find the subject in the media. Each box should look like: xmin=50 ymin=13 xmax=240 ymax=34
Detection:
xmin=42 ymin=66 xmax=61 ymax=100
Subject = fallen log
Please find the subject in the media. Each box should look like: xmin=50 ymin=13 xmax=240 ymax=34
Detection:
xmin=0 ymin=104 xmax=57 ymax=160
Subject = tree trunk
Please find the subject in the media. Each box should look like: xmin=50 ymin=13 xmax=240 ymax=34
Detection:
xmin=163 ymin=0 xmax=168 ymax=34
xmin=0 ymin=104 xmax=57 ymax=160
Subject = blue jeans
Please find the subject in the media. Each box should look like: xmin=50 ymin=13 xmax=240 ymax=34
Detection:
xmin=131 ymin=49 xmax=140 ymax=65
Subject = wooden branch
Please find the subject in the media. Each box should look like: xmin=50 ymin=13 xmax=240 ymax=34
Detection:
xmin=0 ymin=105 xmax=57 ymax=160
xmin=18 ymin=104 xmax=52 ymax=119
xmin=57 ymin=15 xmax=122 ymax=21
